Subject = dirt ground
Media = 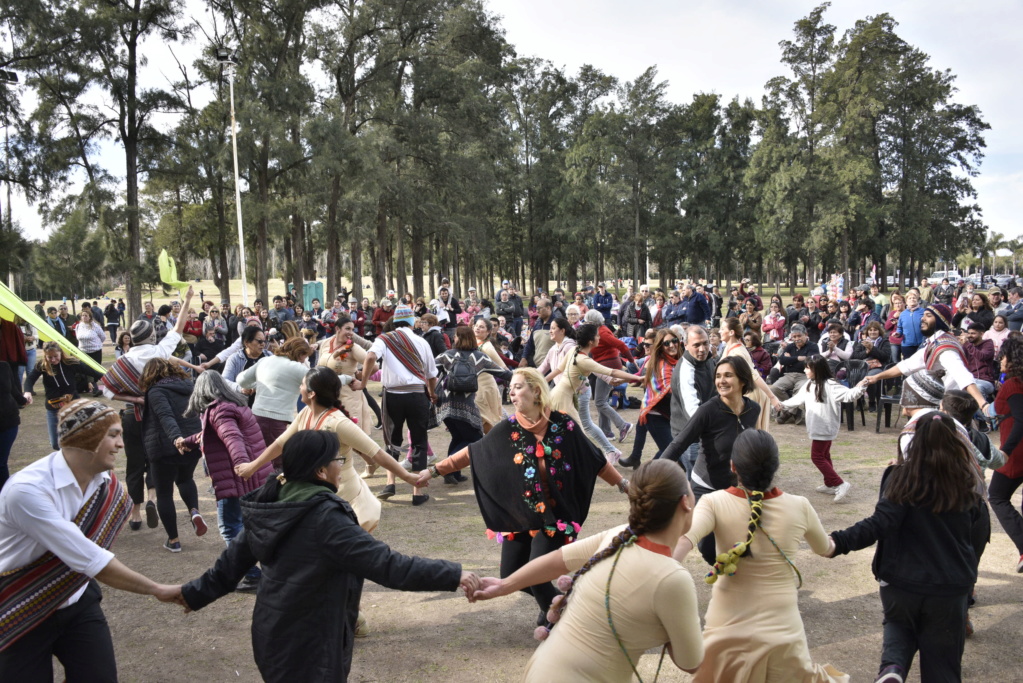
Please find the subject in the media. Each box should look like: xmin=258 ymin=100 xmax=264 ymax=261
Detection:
xmin=10 ymin=366 xmax=1023 ymax=682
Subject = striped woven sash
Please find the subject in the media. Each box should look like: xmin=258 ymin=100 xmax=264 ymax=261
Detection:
xmin=0 ymin=474 xmax=130 ymax=651
xmin=379 ymin=331 xmax=427 ymax=382
xmin=101 ymin=356 xmax=144 ymax=420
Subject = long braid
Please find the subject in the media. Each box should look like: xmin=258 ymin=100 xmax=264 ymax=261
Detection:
xmin=548 ymin=527 xmax=636 ymax=623
xmin=705 ymin=490 xmax=764 ymax=584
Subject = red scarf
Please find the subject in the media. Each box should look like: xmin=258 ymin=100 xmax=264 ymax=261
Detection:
xmin=639 ymin=353 xmax=678 ymax=425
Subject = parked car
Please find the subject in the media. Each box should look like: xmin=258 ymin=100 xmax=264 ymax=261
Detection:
xmin=995 ymin=274 xmax=1015 ymax=288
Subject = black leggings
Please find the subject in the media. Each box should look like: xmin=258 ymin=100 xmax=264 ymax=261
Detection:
xmin=989 ymin=471 xmax=1023 ymax=553
xmin=363 ymin=388 xmax=382 ymax=425
xmin=444 ymin=417 xmax=483 ymax=478
xmin=150 ymin=458 xmax=200 ymax=540
xmin=121 ymin=410 xmax=152 ymax=505
xmin=500 ymin=531 xmax=567 ymax=615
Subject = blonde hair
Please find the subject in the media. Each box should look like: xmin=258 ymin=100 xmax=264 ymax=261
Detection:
xmin=512 ymin=367 xmax=552 ymax=413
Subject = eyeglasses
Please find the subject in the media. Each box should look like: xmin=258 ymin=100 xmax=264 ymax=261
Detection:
xmin=253 ymin=339 xmax=266 ymax=345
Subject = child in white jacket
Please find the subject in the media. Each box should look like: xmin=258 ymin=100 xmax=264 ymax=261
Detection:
xmin=779 ymin=355 xmax=867 ymax=502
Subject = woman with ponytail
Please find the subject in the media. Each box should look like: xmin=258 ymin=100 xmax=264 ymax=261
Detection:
xmin=178 ymin=430 xmax=479 ymax=683
xmin=674 ymin=430 xmax=846 ymax=683
xmin=471 ymin=460 xmax=703 ymax=680
xmin=234 ymin=366 xmax=419 ymax=533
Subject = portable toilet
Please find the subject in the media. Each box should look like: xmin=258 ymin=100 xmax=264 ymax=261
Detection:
xmin=287 ymin=281 xmax=324 ymax=312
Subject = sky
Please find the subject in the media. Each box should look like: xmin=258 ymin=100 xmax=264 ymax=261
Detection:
xmin=10 ymin=0 xmax=1022 ymax=243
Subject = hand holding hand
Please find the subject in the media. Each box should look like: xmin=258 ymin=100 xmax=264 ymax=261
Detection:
xmin=471 ymin=576 xmax=506 ymax=602
xmin=350 ymin=379 xmax=363 ymax=391
xmin=414 ymin=470 xmax=432 ymax=488
xmin=235 ymin=462 xmax=257 ymax=480
xmin=152 ymin=584 xmax=191 ymax=612
xmin=23 ymin=392 xmax=33 ymax=405
xmin=459 ymin=571 xmax=481 ymax=600
xmin=402 ymin=471 xmax=422 ymax=487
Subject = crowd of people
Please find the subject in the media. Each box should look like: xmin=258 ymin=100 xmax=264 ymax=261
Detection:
xmin=0 ymin=271 xmax=1020 ymax=683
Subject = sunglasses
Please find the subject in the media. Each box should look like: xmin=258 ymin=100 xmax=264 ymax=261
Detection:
xmin=642 ymin=342 xmax=653 ymax=347
xmin=663 ymin=339 xmax=679 ymax=346
xmin=253 ymin=339 xmax=266 ymax=345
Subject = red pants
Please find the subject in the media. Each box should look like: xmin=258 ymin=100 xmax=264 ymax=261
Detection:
xmin=811 ymin=440 xmax=844 ymax=487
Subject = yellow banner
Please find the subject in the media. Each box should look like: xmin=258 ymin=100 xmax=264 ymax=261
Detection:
xmin=0 ymin=282 xmax=106 ymax=375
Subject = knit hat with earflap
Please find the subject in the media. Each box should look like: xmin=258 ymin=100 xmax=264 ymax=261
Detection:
xmin=130 ymin=319 xmax=156 ymax=345
xmin=58 ymin=399 xmax=119 ymax=452
xmin=925 ymin=303 xmax=953 ymax=332
xmin=900 ymin=370 xmax=945 ymax=409
xmin=392 ymin=304 xmax=415 ymax=326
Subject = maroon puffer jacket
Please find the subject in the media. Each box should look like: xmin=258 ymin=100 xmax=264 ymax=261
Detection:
xmin=182 ymin=400 xmax=273 ymax=500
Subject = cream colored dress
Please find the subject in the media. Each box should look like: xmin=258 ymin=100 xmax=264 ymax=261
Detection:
xmin=549 ymin=347 xmax=614 ymax=425
xmin=723 ymin=341 xmax=771 ymax=431
xmin=523 ymin=525 xmax=704 ymax=682
xmin=317 ymin=336 xmax=375 ymax=438
xmin=474 ymin=340 xmax=506 ymax=430
xmin=273 ymin=406 xmax=382 ymax=533
xmin=683 ymin=490 xmax=848 ymax=683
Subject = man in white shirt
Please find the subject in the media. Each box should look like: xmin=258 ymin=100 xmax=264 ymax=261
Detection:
xmin=865 ymin=303 xmax=988 ymax=414
xmin=102 ymin=285 xmax=196 ymax=530
xmin=0 ymin=400 xmax=181 ymax=679
xmin=361 ymin=304 xmax=438 ymax=506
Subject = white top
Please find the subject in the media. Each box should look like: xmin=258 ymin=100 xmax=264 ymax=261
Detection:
xmin=895 ymin=333 xmax=975 ymax=391
xmin=102 ymin=329 xmax=182 ymax=399
xmin=237 ymin=355 xmax=309 ymax=423
xmin=368 ymin=327 xmax=438 ymax=392
xmin=0 ymin=452 xmax=115 ymax=608
xmin=781 ymin=378 xmax=865 ymax=441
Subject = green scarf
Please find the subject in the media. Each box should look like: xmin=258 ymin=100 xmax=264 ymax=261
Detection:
xmin=279 ymin=479 xmax=337 ymax=503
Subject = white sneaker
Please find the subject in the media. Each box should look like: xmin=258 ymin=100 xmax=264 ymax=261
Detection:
xmin=605 ymin=450 xmax=622 ymax=465
xmin=816 ymin=485 xmax=839 ymax=494
xmin=833 ymin=481 xmax=852 ymax=503
xmin=400 ymin=458 xmax=413 ymax=472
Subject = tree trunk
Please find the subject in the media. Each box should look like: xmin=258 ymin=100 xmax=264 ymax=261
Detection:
xmin=411 ymin=224 xmax=424 ymax=298
xmin=372 ymin=200 xmax=387 ymax=299
xmin=325 ymin=175 xmax=342 ymax=297
xmin=395 ymin=219 xmax=406 ymax=296
xmin=256 ymin=135 xmax=271 ymax=305
xmin=632 ymin=185 xmax=641 ymax=286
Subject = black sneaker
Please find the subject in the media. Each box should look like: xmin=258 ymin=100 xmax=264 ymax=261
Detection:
xmin=145 ymin=501 xmax=158 ymax=528
xmin=875 ymin=665 xmax=904 ymax=683
xmin=163 ymin=540 xmax=182 ymax=553
xmin=443 ymin=474 xmax=459 ymax=485
xmin=454 ymin=473 xmax=469 ymax=483
xmin=376 ymin=484 xmax=396 ymax=500
xmin=236 ymin=576 xmax=260 ymax=593
xmin=412 ymin=494 xmax=430 ymax=506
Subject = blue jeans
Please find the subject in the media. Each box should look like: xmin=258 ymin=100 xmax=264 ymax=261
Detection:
xmin=46 ymin=409 xmax=59 ymax=450
xmin=16 ymin=348 xmax=35 ymax=389
xmin=577 ymin=384 xmax=616 ymax=455
xmin=218 ymin=497 xmax=260 ymax=580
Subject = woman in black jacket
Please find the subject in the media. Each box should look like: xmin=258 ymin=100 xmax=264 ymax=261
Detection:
xmin=178 ymin=430 xmax=476 ymax=682
xmin=827 ymin=414 xmax=987 ymax=683
xmin=139 ymin=357 xmax=204 ymax=552
xmin=23 ymin=341 xmax=104 ymax=449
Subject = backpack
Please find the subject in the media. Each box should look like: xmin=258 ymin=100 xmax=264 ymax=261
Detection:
xmin=446 ymin=351 xmax=478 ymax=393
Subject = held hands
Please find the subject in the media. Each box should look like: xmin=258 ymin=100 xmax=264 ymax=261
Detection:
xmin=235 ymin=462 xmax=258 ymax=480
xmin=402 ymin=470 xmax=423 ymax=487
xmin=152 ymin=584 xmax=191 ymax=613
xmin=173 ymin=437 xmax=189 ymax=454
xmin=350 ymin=379 xmax=364 ymax=391
xmin=414 ymin=469 xmax=432 ymax=488
xmin=470 ymin=576 xmax=507 ymax=602
xmin=23 ymin=392 xmax=33 ymax=405
xmin=459 ymin=571 xmax=481 ymax=601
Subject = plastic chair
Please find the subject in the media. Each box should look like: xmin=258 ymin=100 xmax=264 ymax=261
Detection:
xmin=874 ymin=363 xmax=903 ymax=433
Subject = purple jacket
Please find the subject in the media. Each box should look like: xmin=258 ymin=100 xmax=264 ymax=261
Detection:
xmin=182 ymin=400 xmax=273 ymax=500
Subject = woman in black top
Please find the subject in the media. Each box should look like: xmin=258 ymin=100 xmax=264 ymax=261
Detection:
xmin=23 ymin=342 xmax=104 ymax=449
xmin=658 ymin=355 xmax=761 ymax=564
xmin=0 ymin=362 xmax=28 ymax=489
xmin=139 ymin=357 xmax=204 ymax=553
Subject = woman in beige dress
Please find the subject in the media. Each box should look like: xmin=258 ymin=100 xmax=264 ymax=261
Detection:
xmin=720 ymin=317 xmax=782 ymax=430
xmin=674 ymin=429 xmax=846 ymax=683
xmin=473 ymin=318 xmax=509 ymax=432
xmin=547 ymin=323 xmax=642 ymax=459
xmin=470 ymin=459 xmax=704 ymax=682
xmin=235 ymin=367 xmax=418 ymax=534
xmin=317 ymin=315 xmax=378 ymax=477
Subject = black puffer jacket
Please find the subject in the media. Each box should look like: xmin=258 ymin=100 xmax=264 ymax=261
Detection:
xmin=142 ymin=377 xmax=200 ymax=463
xmin=181 ymin=483 xmax=462 ymax=682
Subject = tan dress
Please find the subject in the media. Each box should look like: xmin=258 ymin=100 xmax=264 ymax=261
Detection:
xmin=474 ymin=340 xmax=506 ymax=430
xmin=522 ymin=525 xmax=704 ymax=682
xmin=317 ymin=336 xmax=375 ymax=438
xmin=549 ymin=348 xmax=614 ymax=425
xmin=683 ymin=490 xmax=848 ymax=683
xmin=273 ymin=406 xmax=382 ymax=533
xmin=723 ymin=341 xmax=771 ymax=431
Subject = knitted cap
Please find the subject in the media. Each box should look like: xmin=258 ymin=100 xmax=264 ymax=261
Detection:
xmin=130 ymin=319 xmax=156 ymax=345
xmin=900 ymin=370 xmax=945 ymax=409
xmin=58 ymin=399 xmax=119 ymax=452
xmin=392 ymin=304 xmax=415 ymax=326
xmin=925 ymin=304 xmax=953 ymax=332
